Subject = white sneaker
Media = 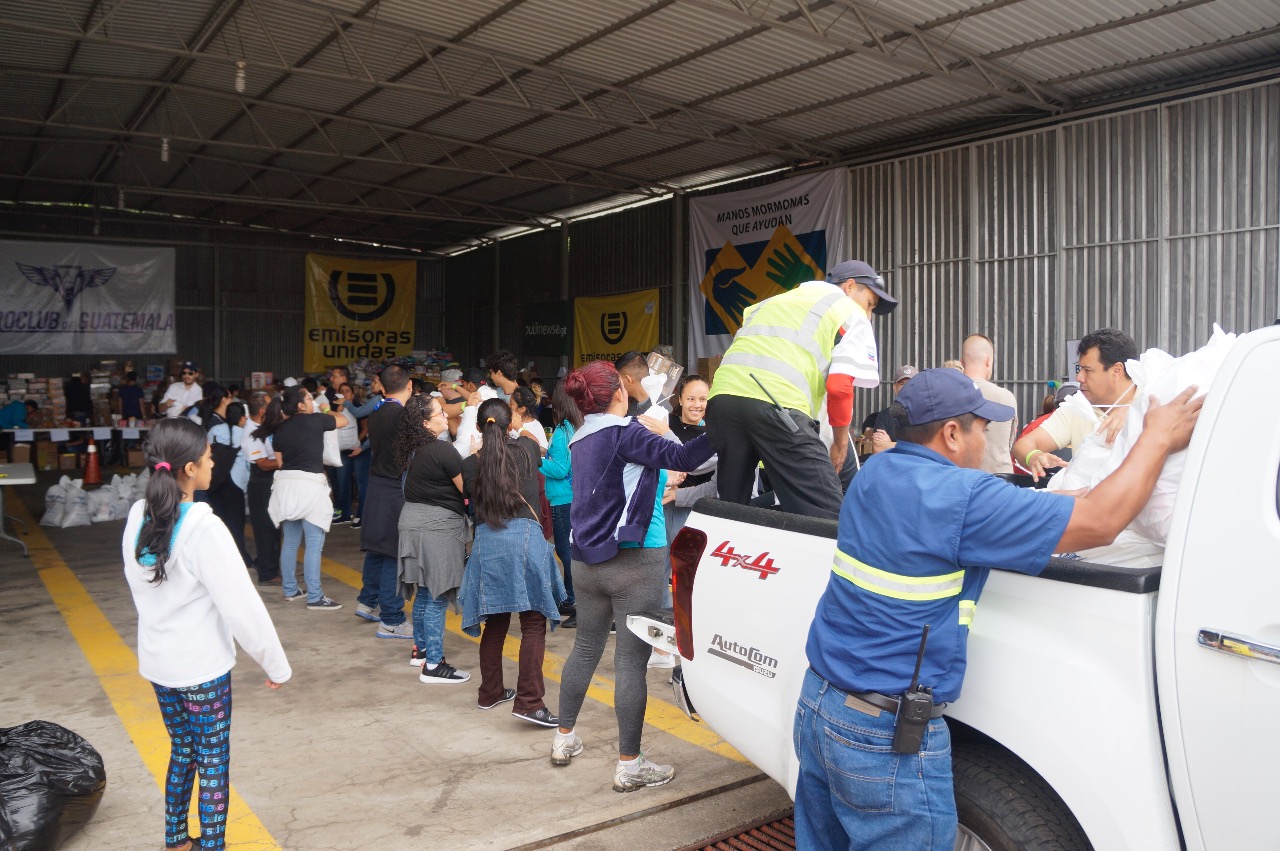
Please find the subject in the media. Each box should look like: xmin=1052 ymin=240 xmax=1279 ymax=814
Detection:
xmin=648 ymin=650 xmax=677 ymax=669
xmin=376 ymin=620 xmax=413 ymax=639
xmin=613 ymin=754 xmax=674 ymax=792
xmin=551 ymin=734 xmax=583 ymax=766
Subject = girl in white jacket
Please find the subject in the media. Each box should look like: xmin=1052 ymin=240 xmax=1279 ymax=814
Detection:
xmin=123 ymin=418 xmax=291 ymax=851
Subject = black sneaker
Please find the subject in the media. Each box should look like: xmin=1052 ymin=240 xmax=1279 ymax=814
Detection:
xmin=560 ymin=615 xmax=577 ymax=629
xmin=350 ymin=516 xmax=363 ymax=529
xmin=478 ymin=688 xmax=516 ymax=710
xmin=307 ymin=596 xmax=343 ymax=611
xmin=512 ymin=706 xmax=559 ymax=728
xmin=419 ymin=660 xmax=470 ymax=685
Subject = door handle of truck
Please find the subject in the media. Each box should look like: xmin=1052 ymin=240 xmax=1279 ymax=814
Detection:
xmin=1198 ymin=629 xmax=1280 ymax=665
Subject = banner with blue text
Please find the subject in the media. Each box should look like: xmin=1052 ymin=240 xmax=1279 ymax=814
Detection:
xmin=0 ymin=240 xmax=176 ymax=355
xmin=686 ymin=170 xmax=849 ymax=361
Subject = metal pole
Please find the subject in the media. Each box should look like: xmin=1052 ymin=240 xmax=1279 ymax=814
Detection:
xmin=212 ymin=243 xmax=222 ymax=381
xmin=560 ymin=223 xmax=570 ymax=375
xmin=671 ymin=192 xmax=686 ymax=366
xmin=492 ymin=239 xmax=501 ymax=352
xmin=439 ymin=259 xmax=448 ymax=351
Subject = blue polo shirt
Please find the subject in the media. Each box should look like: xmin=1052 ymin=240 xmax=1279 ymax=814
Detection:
xmin=806 ymin=441 xmax=1074 ymax=703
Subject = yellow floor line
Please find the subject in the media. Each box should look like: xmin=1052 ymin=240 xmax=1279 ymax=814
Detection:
xmin=319 ymin=554 xmax=745 ymax=762
xmin=10 ymin=496 xmax=281 ymax=850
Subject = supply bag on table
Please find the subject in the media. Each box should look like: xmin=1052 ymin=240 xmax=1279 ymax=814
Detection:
xmin=0 ymin=720 xmax=106 ymax=851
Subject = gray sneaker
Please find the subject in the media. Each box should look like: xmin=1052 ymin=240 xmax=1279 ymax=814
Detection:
xmin=550 ymin=734 xmax=583 ymax=766
xmin=376 ymin=620 xmax=414 ymax=639
xmin=612 ymin=754 xmax=674 ymax=792
xmin=354 ymin=602 xmax=380 ymax=622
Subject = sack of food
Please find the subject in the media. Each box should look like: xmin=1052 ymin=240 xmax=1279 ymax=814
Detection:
xmin=38 ymin=477 xmax=71 ymax=527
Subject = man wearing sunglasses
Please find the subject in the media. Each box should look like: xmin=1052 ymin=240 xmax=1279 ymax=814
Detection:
xmin=159 ymin=361 xmax=204 ymax=418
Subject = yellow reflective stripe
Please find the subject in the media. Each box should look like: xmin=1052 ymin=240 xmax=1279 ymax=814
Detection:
xmin=831 ymin=549 xmax=964 ymax=601
xmin=958 ymin=599 xmax=976 ymax=626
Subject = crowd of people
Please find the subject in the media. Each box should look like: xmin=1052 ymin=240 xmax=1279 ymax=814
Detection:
xmin=120 ymin=251 xmax=1174 ymax=850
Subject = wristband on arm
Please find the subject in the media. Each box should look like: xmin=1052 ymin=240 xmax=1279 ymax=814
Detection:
xmin=1024 ymin=449 xmax=1044 ymax=466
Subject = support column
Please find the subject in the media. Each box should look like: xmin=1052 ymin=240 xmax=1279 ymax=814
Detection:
xmin=492 ymin=239 xmax=501 ymax=353
xmin=560 ymin=223 xmax=570 ymax=376
xmin=671 ymin=193 xmax=686 ymax=366
xmin=212 ymin=244 xmax=222 ymax=381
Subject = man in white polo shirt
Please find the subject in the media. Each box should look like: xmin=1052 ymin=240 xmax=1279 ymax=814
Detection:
xmin=158 ymin=361 xmax=204 ymax=418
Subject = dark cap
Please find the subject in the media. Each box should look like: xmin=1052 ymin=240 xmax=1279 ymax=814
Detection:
xmin=825 ymin=260 xmax=898 ymax=316
xmin=462 ymin=367 xmax=487 ymax=386
xmin=180 ymin=361 xmax=199 ymax=373
xmin=1054 ymin=381 xmax=1080 ymax=405
xmin=897 ymin=368 xmax=1015 ymax=426
xmin=892 ymin=364 xmax=919 ymax=383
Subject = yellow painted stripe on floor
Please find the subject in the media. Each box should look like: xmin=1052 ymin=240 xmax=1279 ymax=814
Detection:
xmin=319 ymin=555 xmax=745 ymax=762
xmin=9 ymin=496 xmax=281 ymax=851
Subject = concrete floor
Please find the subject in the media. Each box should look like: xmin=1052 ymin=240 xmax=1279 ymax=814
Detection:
xmin=0 ymin=472 xmax=791 ymax=850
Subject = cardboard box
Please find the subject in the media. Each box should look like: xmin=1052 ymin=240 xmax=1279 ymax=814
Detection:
xmin=0 ymin=450 xmax=7 ymax=464
xmin=127 ymin=449 xmax=145 ymax=468
xmin=58 ymin=452 xmax=78 ymax=470
xmin=696 ymin=356 xmax=722 ymax=383
xmin=35 ymin=440 xmax=56 ymax=471
xmin=11 ymin=443 xmax=30 ymax=464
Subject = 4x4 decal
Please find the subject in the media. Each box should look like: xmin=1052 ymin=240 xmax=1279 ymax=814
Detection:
xmin=711 ymin=541 xmax=779 ymax=580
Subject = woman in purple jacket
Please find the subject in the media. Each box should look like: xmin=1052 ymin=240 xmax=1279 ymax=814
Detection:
xmin=551 ymin=359 xmax=714 ymax=793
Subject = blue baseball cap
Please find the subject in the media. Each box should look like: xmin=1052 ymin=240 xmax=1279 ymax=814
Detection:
xmin=825 ymin=260 xmax=898 ymax=316
xmin=897 ymin=368 xmax=1015 ymax=425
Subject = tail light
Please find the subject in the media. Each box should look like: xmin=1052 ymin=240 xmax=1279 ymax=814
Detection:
xmin=671 ymin=527 xmax=708 ymax=660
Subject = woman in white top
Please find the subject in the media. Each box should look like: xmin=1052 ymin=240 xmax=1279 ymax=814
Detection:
xmin=122 ymin=418 xmax=290 ymax=851
xmin=509 ymin=386 xmax=548 ymax=456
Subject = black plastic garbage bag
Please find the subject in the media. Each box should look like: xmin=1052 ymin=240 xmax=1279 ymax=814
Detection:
xmin=0 ymin=721 xmax=106 ymax=851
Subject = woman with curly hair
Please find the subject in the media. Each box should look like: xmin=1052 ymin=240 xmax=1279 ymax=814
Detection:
xmin=394 ymin=393 xmax=471 ymax=684
xmin=460 ymin=398 xmax=566 ymax=723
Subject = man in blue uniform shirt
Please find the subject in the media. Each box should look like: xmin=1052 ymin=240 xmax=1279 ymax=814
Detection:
xmin=795 ymin=367 xmax=1203 ymax=850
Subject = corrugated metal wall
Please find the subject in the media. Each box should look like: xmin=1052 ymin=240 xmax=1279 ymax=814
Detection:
xmin=851 ymin=80 xmax=1280 ymax=425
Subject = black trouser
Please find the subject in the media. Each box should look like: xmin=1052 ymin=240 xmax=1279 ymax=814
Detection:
xmin=706 ymin=395 xmax=843 ymax=520
xmin=208 ymin=482 xmax=249 ymax=566
xmin=247 ymin=469 xmax=280 ymax=580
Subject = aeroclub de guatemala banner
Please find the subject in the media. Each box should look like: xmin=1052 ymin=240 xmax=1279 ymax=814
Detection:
xmin=304 ymin=254 xmax=417 ymax=372
xmin=687 ymin=170 xmax=850 ymax=361
xmin=573 ymin=289 xmax=659 ymax=366
xmin=0 ymin=240 xmax=176 ymax=355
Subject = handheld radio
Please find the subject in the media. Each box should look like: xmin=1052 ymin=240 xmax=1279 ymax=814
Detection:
xmin=891 ymin=624 xmax=935 ymax=754
xmin=748 ymin=373 xmax=800 ymax=434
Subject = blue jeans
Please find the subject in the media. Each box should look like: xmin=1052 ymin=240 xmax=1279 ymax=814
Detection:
xmin=793 ymin=668 xmax=956 ymax=851
xmin=550 ymin=503 xmax=574 ymax=606
xmin=331 ymin=450 xmax=354 ymax=519
xmin=352 ymin=450 xmax=371 ymax=519
xmin=357 ymin=552 xmax=405 ymax=625
xmin=412 ymin=588 xmax=450 ymax=662
xmin=280 ymin=519 xmax=326 ymax=603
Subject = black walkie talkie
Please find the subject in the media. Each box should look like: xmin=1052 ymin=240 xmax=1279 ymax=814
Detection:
xmin=891 ymin=624 xmax=935 ymax=754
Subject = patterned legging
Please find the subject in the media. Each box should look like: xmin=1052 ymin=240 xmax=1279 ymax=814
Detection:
xmin=151 ymin=673 xmax=233 ymax=850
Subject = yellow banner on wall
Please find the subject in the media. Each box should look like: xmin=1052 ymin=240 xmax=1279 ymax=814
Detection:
xmin=573 ymin=288 xmax=660 ymax=366
xmin=304 ymin=254 xmax=417 ymax=372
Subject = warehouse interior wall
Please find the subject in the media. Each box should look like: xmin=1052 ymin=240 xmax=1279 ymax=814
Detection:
xmin=2 ymin=81 xmax=1275 ymax=421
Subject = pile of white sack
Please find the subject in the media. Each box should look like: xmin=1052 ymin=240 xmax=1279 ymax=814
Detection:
xmin=1049 ymin=324 xmax=1237 ymax=567
xmin=40 ymin=473 xmax=146 ymax=528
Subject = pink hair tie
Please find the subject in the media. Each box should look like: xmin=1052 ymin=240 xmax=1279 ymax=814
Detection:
xmin=154 ymin=462 xmax=171 ymax=472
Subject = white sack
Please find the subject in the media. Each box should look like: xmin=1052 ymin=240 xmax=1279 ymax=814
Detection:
xmin=60 ymin=478 xmax=92 ymax=528
xmin=39 ymin=475 xmax=71 ymax=526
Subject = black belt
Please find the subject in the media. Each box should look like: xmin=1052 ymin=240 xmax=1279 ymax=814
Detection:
xmin=849 ymin=690 xmax=946 ymax=719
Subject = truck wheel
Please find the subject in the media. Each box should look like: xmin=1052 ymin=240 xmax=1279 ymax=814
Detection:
xmin=953 ymin=742 xmax=1092 ymax=851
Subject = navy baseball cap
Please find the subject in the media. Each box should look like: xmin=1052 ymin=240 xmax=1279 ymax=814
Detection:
xmin=897 ymin=368 xmax=1015 ymax=425
xmin=825 ymin=260 xmax=898 ymax=316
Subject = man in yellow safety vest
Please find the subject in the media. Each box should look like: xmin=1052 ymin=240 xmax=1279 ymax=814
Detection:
xmin=706 ymin=260 xmax=897 ymax=520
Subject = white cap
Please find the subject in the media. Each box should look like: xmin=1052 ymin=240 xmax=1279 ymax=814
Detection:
xmin=283 ymin=377 xmax=297 ymax=387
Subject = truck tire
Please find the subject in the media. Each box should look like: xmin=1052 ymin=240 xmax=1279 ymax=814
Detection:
xmin=953 ymin=741 xmax=1092 ymax=851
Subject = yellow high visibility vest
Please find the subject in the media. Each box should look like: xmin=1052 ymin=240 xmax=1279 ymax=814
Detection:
xmin=709 ymin=283 xmax=861 ymax=417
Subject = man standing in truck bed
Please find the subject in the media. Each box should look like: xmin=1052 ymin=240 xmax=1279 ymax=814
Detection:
xmin=706 ymin=260 xmax=894 ymax=520
xmin=794 ymin=367 xmax=1202 ymax=849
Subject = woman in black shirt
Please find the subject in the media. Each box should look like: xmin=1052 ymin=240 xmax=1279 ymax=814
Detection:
xmin=394 ymin=394 xmax=470 ymax=684
xmin=257 ymin=386 xmax=347 ymax=610
xmin=459 ymin=398 xmax=566 ymax=725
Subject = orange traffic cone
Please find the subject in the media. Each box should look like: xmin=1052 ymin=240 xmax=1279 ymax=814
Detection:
xmin=83 ymin=436 xmax=102 ymax=485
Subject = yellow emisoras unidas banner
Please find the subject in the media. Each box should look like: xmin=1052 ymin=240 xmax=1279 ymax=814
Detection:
xmin=304 ymin=254 xmax=417 ymax=372
xmin=573 ymin=288 xmax=659 ymax=366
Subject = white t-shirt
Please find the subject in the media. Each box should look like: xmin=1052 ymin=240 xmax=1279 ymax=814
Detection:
xmin=819 ymin=287 xmax=880 ymax=390
xmin=241 ymin=421 xmax=276 ymax=466
xmin=519 ymin=420 xmax=549 ymax=454
xmin=1039 ymin=402 xmax=1101 ymax=452
xmin=161 ymin=381 xmax=203 ymax=418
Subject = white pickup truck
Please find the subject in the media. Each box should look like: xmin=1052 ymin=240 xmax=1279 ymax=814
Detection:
xmin=632 ymin=325 xmax=1280 ymax=850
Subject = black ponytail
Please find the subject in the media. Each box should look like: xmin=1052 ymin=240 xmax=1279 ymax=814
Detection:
xmin=254 ymin=391 xmax=292 ymax=439
xmin=510 ymin=385 xmax=537 ymax=421
xmin=136 ymin=418 xmax=209 ymax=584
xmin=472 ymin=398 xmax=528 ymax=529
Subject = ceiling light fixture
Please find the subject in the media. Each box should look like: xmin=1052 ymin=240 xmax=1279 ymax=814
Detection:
xmin=235 ymin=60 xmax=246 ymax=94
xmin=116 ymin=187 xmax=125 ymax=210
xmin=160 ymin=137 xmax=170 ymax=163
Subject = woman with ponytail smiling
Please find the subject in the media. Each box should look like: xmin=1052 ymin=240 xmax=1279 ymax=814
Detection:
xmin=122 ymin=418 xmax=290 ymax=851
xmin=550 ymin=360 xmax=714 ymax=793
xmin=459 ymin=398 xmax=566 ymax=724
